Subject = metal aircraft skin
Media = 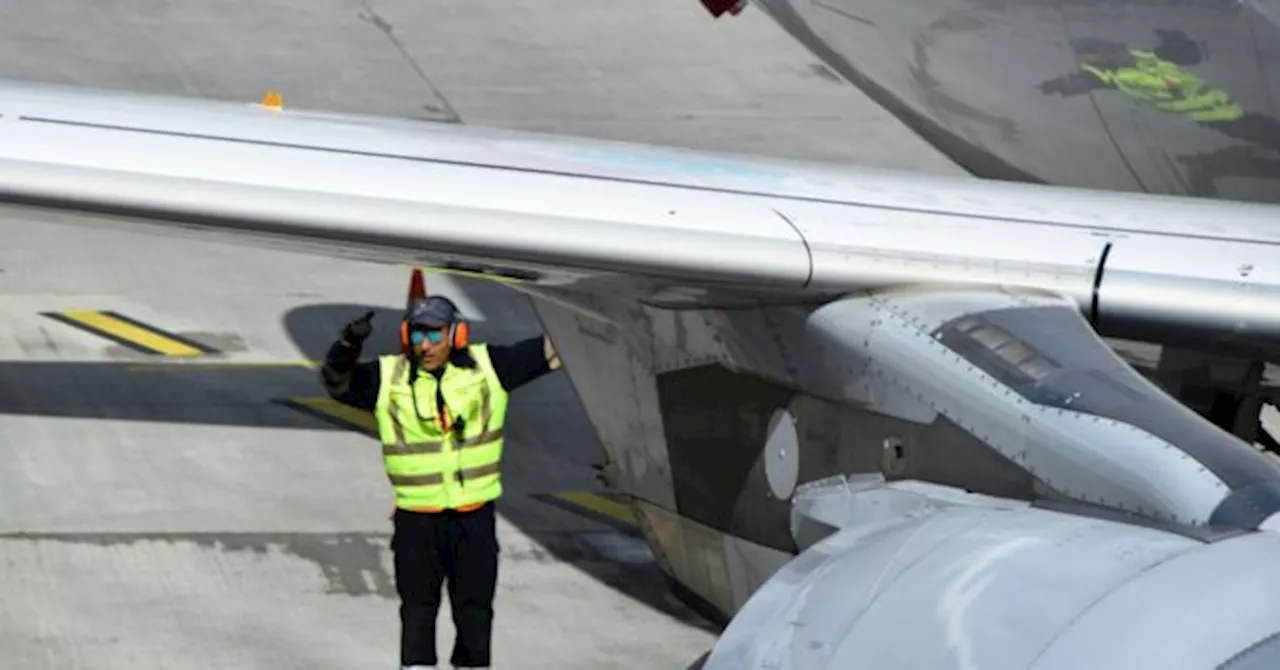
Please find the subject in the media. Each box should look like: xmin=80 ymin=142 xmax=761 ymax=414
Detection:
xmin=703 ymin=0 xmax=1280 ymax=206
xmin=5 ymin=79 xmax=1280 ymax=668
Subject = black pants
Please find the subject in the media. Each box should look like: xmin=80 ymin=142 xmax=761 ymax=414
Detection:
xmin=393 ymin=502 xmax=499 ymax=668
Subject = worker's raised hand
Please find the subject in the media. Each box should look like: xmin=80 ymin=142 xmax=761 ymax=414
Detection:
xmin=341 ymin=310 xmax=375 ymax=344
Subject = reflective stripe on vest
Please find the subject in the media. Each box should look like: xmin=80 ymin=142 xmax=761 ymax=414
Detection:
xmin=374 ymin=344 xmax=510 ymax=511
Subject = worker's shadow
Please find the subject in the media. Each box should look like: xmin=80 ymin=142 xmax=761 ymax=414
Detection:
xmin=282 ymin=302 xmax=410 ymax=363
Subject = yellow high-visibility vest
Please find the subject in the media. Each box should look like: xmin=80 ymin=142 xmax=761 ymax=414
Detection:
xmin=374 ymin=345 xmax=509 ymax=511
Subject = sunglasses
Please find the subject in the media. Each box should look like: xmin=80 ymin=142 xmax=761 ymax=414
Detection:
xmin=410 ymin=328 xmax=446 ymax=346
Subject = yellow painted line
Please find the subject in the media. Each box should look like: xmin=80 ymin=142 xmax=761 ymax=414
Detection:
xmin=42 ymin=310 xmax=218 ymax=357
xmin=279 ymin=396 xmax=378 ymax=436
xmin=427 ymin=267 xmax=519 ymax=284
xmin=424 ymin=262 xmax=541 ymax=284
xmin=542 ymin=490 xmax=639 ymax=530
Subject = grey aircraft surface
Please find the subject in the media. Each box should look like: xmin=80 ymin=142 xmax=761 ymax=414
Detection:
xmin=700 ymin=0 xmax=1280 ymax=206
xmin=3 ymin=63 xmax=1280 ymax=669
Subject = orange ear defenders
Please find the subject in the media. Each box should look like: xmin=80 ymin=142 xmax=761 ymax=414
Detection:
xmin=450 ymin=318 xmax=470 ymax=349
xmin=399 ymin=297 xmax=470 ymax=355
xmin=398 ymin=320 xmax=412 ymax=356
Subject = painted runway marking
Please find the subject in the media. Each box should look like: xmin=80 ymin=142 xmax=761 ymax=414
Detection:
xmin=41 ymin=310 xmax=220 ymax=357
xmin=277 ymin=396 xmax=378 ymax=437
xmin=533 ymin=490 xmax=640 ymax=535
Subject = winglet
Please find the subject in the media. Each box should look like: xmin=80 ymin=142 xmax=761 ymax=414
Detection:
xmin=260 ymin=90 xmax=283 ymax=110
xmin=407 ymin=267 xmax=426 ymax=308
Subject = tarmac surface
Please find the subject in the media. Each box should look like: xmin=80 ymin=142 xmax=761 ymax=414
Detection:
xmin=0 ymin=1 xmax=960 ymax=668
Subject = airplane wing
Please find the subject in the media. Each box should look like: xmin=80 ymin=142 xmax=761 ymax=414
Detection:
xmin=13 ymin=79 xmax=1280 ymax=666
xmin=1 ymin=78 xmax=1279 ymax=353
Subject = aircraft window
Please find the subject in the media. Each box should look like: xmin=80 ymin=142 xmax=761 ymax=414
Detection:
xmin=1018 ymin=355 xmax=1056 ymax=381
xmin=937 ymin=315 xmax=1063 ymax=389
xmin=970 ymin=324 xmax=1013 ymax=351
xmin=992 ymin=338 xmax=1028 ymax=364
xmin=934 ymin=304 xmax=1280 ymax=488
xmin=993 ymin=338 xmax=1034 ymax=367
xmin=938 ymin=306 xmax=1151 ymax=409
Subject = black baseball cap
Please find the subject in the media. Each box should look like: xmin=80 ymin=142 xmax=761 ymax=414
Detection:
xmin=406 ymin=296 xmax=458 ymax=328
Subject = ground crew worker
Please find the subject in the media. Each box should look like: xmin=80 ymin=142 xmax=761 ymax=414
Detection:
xmin=321 ymin=294 xmax=561 ymax=670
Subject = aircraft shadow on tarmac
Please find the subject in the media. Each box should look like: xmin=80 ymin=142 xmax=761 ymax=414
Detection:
xmin=0 ymin=294 xmax=722 ymax=650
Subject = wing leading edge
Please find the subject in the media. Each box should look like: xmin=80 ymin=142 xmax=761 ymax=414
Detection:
xmin=1 ymin=79 xmax=1280 ymax=354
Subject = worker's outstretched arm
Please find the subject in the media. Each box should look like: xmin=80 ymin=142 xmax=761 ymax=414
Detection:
xmin=488 ymin=335 xmax=561 ymax=393
xmin=321 ymin=311 xmax=380 ymax=411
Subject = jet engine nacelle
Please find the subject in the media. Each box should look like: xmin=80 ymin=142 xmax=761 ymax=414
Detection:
xmin=703 ymin=476 xmax=1280 ymax=670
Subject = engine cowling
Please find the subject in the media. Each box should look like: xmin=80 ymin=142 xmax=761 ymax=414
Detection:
xmin=703 ymin=476 xmax=1280 ymax=669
